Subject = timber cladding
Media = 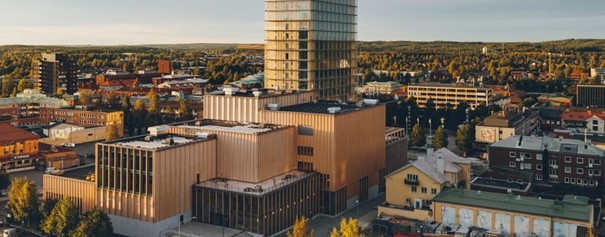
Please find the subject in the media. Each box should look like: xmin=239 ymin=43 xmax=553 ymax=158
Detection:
xmin=261 ymin=104 xmax=386 ymax=196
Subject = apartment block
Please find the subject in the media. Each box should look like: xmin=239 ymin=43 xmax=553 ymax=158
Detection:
xmin=407 ymin=83 xmax=493 ymax=109
xmin=577 ymin=84 xmax=605 ymax=108
xmin=32 ymin=53 xmax=77 ymax=95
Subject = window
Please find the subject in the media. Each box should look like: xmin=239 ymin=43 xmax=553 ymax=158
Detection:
xmin=564 ymin=167 xmax=571 ymax=173
xmin=590 ymin=180 xmax=595 ymax=186
xmin=431 ymin=188 xmax=437 ymax=195
xmin=524 ymin=163 xmax=532 ymax=170
xmin=595 ymin=170 xmax=601 ymax=176
xmin=536 ymin=164 xmax=543 ymax=170
xmin=577 ymin=168 xmax=584 ymax=174
xmin=407 ymin=174 xmax=418 ymax=181
xmin=577 ymin=157 xmax=584 ymax=164
xmin=589 ymin=169 xmax=594 ymax=175
xmin=564 ymin=177 xmax=570 ymax=183
xmin=536 ymin=154 xmax=543 ymax=160
xmin=411 ymin=186 xmax=417 ymax=193
xmin=584 ymin=179 xmax=589 ymax=185
xmin=297 ymin=126 xmax=314 ymax=136
xmin=565 ymin=156 xmax=572 ymax=163
xmin=297 ymin=146 xmax=314 ymax=156
xmin=535 ymin=174 xmax=543 ymax=180
xmin=594 ymin=120 xmax=599 ymax=125
xmin=509 ymin=152 xmax=516 ymax=158
xmin=594 ymin=159 xmax=602 ymax=165
xmin=509 ymin=161 xmax=516 ymax=168
xmin=549 ymin=160 xmax=558 ymax=166
xmin=571 ymin=178 xmax=576 ymax=184
xmin=421 ymin=187 xmax=427 ymax=194
xmin=549 ymin=169 xmax=557 ymax=175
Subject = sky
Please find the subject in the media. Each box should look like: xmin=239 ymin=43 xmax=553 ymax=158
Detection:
xmin=0 ymin=0 xmax=604 ymax=45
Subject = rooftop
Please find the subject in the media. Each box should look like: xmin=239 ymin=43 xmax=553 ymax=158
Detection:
xmin=178 ymin=124 xmax=274 ymax=135
xmin=63 ymin=166 xmax=95 ymax=181
xmin=278 ymin=101 xmax=361 ymax=115
xmin=0 ymin=124 xmax=40 ymax=143
xmin=471 ymin=177 xmax=531 ymax=192
xmin=408 ymin=82 xmax=490 ymax=90
xmin=196 ymin=170 xmax=313 ymax=196
xmin=491 ymin=135 xmax=605 ymax=157
xmin=0 ymin=89 xmax=70 ymax=107
xmin=433 ymin=188 xmax=593 ymax=222
xmin=106 ymin=133 xmax=214 ymax=150
xmin=388 ymin=148 xmax=469 ymax=185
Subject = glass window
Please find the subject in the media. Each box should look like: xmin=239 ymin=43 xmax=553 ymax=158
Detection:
xmin=411 ymin=186 xmax=417 ymax=193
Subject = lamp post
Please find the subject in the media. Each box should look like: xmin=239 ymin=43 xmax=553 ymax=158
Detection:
xmin=178 ymin=216 xmax=196 ymax=237
xmin=356 ymin=200 xmax=359 ymax=219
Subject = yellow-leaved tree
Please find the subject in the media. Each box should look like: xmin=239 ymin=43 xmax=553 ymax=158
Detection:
xmin=287 ymin=216 xmax=313 ymax=237
xmin=329 ymin=218 xmax=360 ymax=237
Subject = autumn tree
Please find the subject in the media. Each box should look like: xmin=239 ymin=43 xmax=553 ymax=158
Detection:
xmin=287 ymin=216 xmax=313 ymax=237
xmin=330 ymin=218 xmax=361 ymax=237
xmin=79 ymin=91 xmax=92 ymax=105
xmin=105 ymin=123 xmax=120 ymax=141
xmin=410 ymin=123 xmax=426 ymax=148
xmin=70 ymin=209 xmax=113 ymax=237
xmin=433 ymin=126 xmax=448 ymax=149
xmin=41 ymin=196 xmax=79 ymax=237
xmin=147 ymin=88 xmax=159 ymax=113
xmin=8 ymin=177 xmax=40 ymax=228
xmin=178 ymin=98 xmax=193 ymax=120
xmin=17 ymin=79 xmax=33 ymax=92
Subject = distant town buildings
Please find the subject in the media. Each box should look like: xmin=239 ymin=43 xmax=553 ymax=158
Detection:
xmin=591 ymin=68 xmax=605 ymax=81
xmin=32 ymin=53 xmax=77 ymax=95
xmin=157 ymin=59 xmax=172 ymax=74
xmin=356 ymin=81 xmax=403 ymax=96
xmin=577 ymin=84 xmax=605 ymax=108
xmin=407 ymin=83 xmax=493 ymax=109
xmin=264 ymin=0 xmax=358 ymax=100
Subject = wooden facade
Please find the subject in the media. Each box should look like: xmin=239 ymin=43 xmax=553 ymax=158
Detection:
xmin=43 ymin=175 xmax=96 ymax=213
xmin=96 ymin=136 xmax=217 ymax=223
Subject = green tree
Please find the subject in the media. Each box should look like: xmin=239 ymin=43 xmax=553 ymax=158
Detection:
xmin=1 ymin=77 xmax=15 ymax=97
xmin=433 ymin=126 xmax=448 ymax=149
xmin=411 ymin=123 xmax=426 ymax=148
xmin=287 ymin=216 xmax=313 ymax=237
xmin=70 ymin=209 xmax=113 ymax=237
xmin=8 ymin=177 xmax=40 ymax=228
xmin=41 ymin=196 xmax=79 ymax=237
xmin=456 ymin=125 xmax=474 ymax=157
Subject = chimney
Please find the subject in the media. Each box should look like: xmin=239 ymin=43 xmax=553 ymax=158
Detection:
xmin=436 ymin=158 xmax=445 ymax=174
xmin=427 ymin=148 xmax=434 ymax=156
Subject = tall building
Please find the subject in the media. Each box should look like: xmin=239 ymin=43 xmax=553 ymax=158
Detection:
xmin=577 ymin=84 xmax=605 ymax=108
xmin=32 ymin=53 xmax=77 ymax=95
xmin=157 ymin=59 xmax=172 ymax=74
xmin=264 ymin=0 xmax=358 ymax=100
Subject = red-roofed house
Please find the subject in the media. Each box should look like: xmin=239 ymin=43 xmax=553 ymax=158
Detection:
xmin=0 ymin=123 xmax=40 ymax=171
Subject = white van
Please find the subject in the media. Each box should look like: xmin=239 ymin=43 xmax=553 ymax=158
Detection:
xmin=63 ymin=143 xmax=75 ymax=148
xmin=3 ymin=228 xmax=17 ymax=237
xmin=45 ymin=167 xmax=64 ymax=175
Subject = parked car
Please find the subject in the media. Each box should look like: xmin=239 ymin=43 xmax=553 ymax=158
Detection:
xmin=45 ymin=167 xmax=64 ymax=175
xmin=3 ymin=228 xmax=18 ymax=237
xmin=63 ymin=143 xmax=75 ymax=148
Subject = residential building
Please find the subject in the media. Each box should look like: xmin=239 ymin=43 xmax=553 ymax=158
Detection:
xmin=539 ymin=108 xmax=563 ymax=130
xmin=590 ymin=68 xmax=605 ymax=80
xmin=475 ymin=109 xmax=539 ymax=144
xmin=356 ymin=81 xmax=403 ymax=95
xmin=32 ymin=53 xmax=77 ymax=95
xmin=577 ymin=84 xmax=605 ymax=108
xmin=264 ymin=0 xmax=358 ymax=100
xmin=0 ymin=89 xmax=70 ymax=127
xmin=489 ymin=136 xmax=605 ymax=187
xmin=407 ymin=83 xmax=493 ymax=109
xmin=433 ymin=188 xmax=594 ymax=236
xmin=157 ymin=59 xmax=172 ymax=74
xmin=379 ymin=148 xmax=470 ymax=221
xmin=0 ymin=124 xmax=40 ymax=171
xmin=51 ymin=109 xmax=124 ymax=137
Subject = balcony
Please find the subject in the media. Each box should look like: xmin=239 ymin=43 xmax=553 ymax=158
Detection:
xmin=404 ymin=179 xmax=419 ymax=185
xmin=550 ymin=165 xmax=558 ymax=169
xmin=549 ymin=174 xmax=558 ymax=179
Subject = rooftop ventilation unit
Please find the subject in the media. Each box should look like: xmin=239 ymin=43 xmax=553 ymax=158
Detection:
xmin=363 ymin=99 xmax=379 ymax=106
xmin=164 ymin=138 xmax=174 ymax=145
xmin=267 ymin=103 xmax=280 ymax=111
xmin=327 ymin=107 xmax=342 ymax=114
xmin=223 ymin=87 xmax=239 ymax=96
xmin=148 ymin=125 xmax=169 ymax=136
xmin=196 ymin=132 xmax=210 ymax=139
xmin=252 ymin=91 xmax=262 ymax=97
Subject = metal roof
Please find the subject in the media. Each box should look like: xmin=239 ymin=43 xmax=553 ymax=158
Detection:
xmin=491 ymin=135 xmax=605 ymax=157
xmin=434 ymin=188 xmax=593 ymax=222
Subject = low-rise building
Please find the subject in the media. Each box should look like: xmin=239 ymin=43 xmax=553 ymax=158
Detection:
xmin=379 ymin=148 xmax=470 ymax=221
xmin=489 ymin=135 xmax=605 ymax=187
xmin=433 ymin=188 xmax=594 ymax=236
xmin=407 ymin=83 xmax=493 ymax=109
xmin=537 ymin=93 xmax=573 ymax=107
xmin=475 ymin=109 xmax=539 ymax=144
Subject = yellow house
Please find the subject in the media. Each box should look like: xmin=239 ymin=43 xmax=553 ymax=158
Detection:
xmin=379 ymin=148 xmax=471 ymax=221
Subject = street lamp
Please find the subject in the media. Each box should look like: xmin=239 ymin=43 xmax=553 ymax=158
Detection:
xmin=178 ymin=216 xmax=196 ymax=237
xmin=355 ymin=200 xmax=359 ymax=219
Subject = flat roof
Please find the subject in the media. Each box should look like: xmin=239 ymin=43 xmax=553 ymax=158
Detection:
xmin=434 ymin=188 xmax=593 ymax=222
xmin=112 ymin=136 xmax=196 ymax=150
xmin=62 ymin=166 xmax=95 ymax=181
xmin=491 ymin=135 xmax=605 ymax=157
xmin=196 ymin=171 xmax=312 ymax=196
xmin=178 ymin=124 xmax=273 ymax=135
xmin=278 ymin=101 xmax=360 ymax=114
xmin=408 ymin=83 xmax=491 ymax=90
xmin=471 ymin=177 xmax=530 ymax=192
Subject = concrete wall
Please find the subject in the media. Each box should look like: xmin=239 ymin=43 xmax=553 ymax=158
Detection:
xmin=40 ymin=126 xmax=106 ymax=145
xmin=378 ymin=206 xmax=432 ymax=222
